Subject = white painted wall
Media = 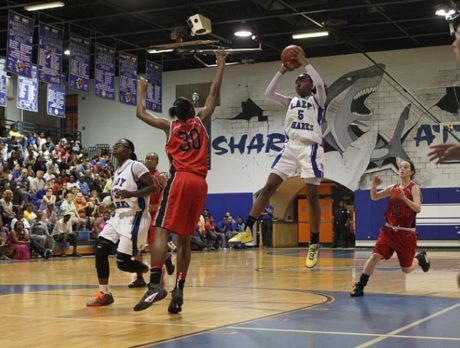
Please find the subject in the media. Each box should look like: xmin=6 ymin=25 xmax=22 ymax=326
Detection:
xmin=76 ymin=45 xmax=460 ymax=193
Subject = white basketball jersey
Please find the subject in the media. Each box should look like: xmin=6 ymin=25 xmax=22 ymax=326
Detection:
xmin=285 ymin=95 xmax=324 ymax=145
xmin=111 ymin=159 xmax=149 ymax=214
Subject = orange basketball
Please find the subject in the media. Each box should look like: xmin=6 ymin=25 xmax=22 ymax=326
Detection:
xmin=281 ymin=45 xmax=304 ymax=70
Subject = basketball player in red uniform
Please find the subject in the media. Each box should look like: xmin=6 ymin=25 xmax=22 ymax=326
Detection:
xmin=128 ymin=152 xmax=175 ymax=288
xmin=133 ymin=49 xmax=227 ymax=312
xmin=351 ymin=160 xmax=430 ymax=297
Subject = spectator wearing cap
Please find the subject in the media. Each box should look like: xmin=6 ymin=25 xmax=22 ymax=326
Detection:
xmin=52 ymin=213 xmax=80 ymax=257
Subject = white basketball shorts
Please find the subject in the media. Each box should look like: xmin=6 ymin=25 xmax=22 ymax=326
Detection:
xmin=270 ymin=140 xmax=324 ymax=185
xmin=99 ymin=210 xmax=150 ymax=256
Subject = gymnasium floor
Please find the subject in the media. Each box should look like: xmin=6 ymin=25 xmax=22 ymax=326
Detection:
xmin=0 ymin=248 xmax=459 ymax=348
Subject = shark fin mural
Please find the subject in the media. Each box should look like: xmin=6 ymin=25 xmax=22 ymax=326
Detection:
xmin=436 ymin=87 xmax=460 ymax=114
xmin=232 ymin=98 xmax=268 ymax=121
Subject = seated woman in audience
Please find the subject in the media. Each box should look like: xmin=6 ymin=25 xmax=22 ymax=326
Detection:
xmin=40 ymin=187 xmax=56 ymax=210
xmin=7 ymin=221 xmax=30 ymax=260
xmin=1 ymin=189 xmax=16 ymax=227
xmin=59 ymin=192 xmax=83 ymax=230
xmin=23 ymin=203 xmax=37 ymax=223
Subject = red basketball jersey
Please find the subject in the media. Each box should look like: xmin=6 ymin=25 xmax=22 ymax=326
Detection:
xmin=149 ymin=170 xmax=163 ymax=207
xmin=385 ymin=182 xmax=417 ymax=228
xmin=166 ymin=116 xmax=209 ymax=177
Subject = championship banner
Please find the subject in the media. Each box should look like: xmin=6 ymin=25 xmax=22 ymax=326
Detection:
xmin=69 ymin=34 xmax=90 ymax=92
xmin=17 ymin=65 xmax=38 ymax=112
xmin=95 ymin=43 xmax=115 ymax=100
xmin=6 ymin=11 xmax=34 ymax=78
xmin=47 ymin=77 xmax=65 ymax=117
xmin=38 ymin=22 xmax=63 ymax=84
xmin=145 ymin=60 xmax=162 ymax=112
xmin=0 ymin=58 xmax=7 ymax=107
xmin=119 ymin=52 xmax=137 ymax=106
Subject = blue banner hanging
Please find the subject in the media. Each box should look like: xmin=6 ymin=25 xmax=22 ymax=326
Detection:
xmin=69 ymin=34 xmax=90 ymax=92
xmin=119 ymin=52 xmax=137 ymax=106
xmin=38 ymin=22 xmax=63 ymax=84
xmin=95 ymin=43 xmax=115 ymax=100
xmin=6 ymin=11 xmax=34 ymax=78
xmin=17 ymin=65 xmax=38 ymax=112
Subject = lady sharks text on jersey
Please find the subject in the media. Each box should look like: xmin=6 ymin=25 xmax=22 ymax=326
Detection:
xmin=285 ymin=96 xmax=324 ymax=144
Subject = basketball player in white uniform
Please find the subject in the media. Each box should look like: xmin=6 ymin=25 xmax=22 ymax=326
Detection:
xmin=87 ymin=138 xmax=157 ymax=307
xmin=232 ymin=46 xmax=326 ymax=268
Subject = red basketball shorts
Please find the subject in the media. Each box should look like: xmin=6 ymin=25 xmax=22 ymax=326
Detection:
xmin=373 ymin=226 xmax=417 ymax=268
xmin=154 ymin=171 xmax=207 ymax=236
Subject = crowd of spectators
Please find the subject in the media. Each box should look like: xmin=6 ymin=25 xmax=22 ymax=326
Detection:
xmin=192 ymin=209 xmax=247 ymax=251
xmin=0 ymin=121 xmax=115 ymax=260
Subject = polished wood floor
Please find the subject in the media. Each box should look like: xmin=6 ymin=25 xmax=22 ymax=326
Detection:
xmin=0 ymin=248 xmax=459 ymax=347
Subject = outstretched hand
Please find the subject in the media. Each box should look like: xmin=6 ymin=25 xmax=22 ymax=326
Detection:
xmin=427 ymin=143 xmax=460 ymax=164
xmin=215 ymin=48 xmax=228 ymax=67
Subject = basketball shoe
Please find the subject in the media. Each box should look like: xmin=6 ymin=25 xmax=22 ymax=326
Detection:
xmin=128 ymin=278 xmax=147 ymax=288
xmin=133 ymin=284 xmax=168 ymax=311
xmin=305 ymin=243 xmax=319 ymax=268
xmin=415 ymin=250 xmax=430 ymax=272
xmin=350 ymin=282 xmax=365 ymax=297
xmin=228 ymin=227 xmax=253 ymax=244
xmin=168 ymin=287 xmax=184 ymax=314
xmin=86 ymin=292 xmax=114 ymax=307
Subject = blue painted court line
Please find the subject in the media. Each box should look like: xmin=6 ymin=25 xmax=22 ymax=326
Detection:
xmin=145 ymin=292 xmax=460 ymax=348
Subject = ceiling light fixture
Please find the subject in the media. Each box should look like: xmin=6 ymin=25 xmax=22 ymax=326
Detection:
xmin=436 ymin=8 xmax=455 ymax=17
xmin=24 ymin=1 xmax=65 ymax=11
xmin=234 ymin=29 xmax=252 ymax=37
xmin=234 ymin=23 xmax=252 ymax=38
xmin=292 ymin=31 xmax=329 ymax=39
xmin=146 ymin=48 xmax=174 ymax=54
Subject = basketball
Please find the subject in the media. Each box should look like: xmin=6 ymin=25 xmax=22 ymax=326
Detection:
xmin=281 ymin=45 xmax=304 ymax=70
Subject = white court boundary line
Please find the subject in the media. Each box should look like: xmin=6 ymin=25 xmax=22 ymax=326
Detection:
xmin=227 ymin=325 xmax=460 ymax=342
xmin=355 ymin=302 xmax=460 ymax=347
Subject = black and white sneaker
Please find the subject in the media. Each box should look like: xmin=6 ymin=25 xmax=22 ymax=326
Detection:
xmin=133 ymin=284 xmax=167 ymax=311
xmin=168 ymin=287 xmax=184 ymax=314
xmin=416 ymin=250 xmax=431 ymax=272
xmin=350 ymin=282 xmax=365 ymax=297
xmin=128 ymin=278 xmax=147 ymax=288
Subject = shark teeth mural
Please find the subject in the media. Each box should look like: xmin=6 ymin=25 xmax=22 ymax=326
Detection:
xmin=323 ymin=64 xmax=385 ymax=153
xmin=321 ymin=63 xmax=422 ymax=190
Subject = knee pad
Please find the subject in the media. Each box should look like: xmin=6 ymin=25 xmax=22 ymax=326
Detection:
xmin=116 ymin=252 xmax=147 ymax=273
xmin=95 ymin=237 xmax=114 ymax=278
